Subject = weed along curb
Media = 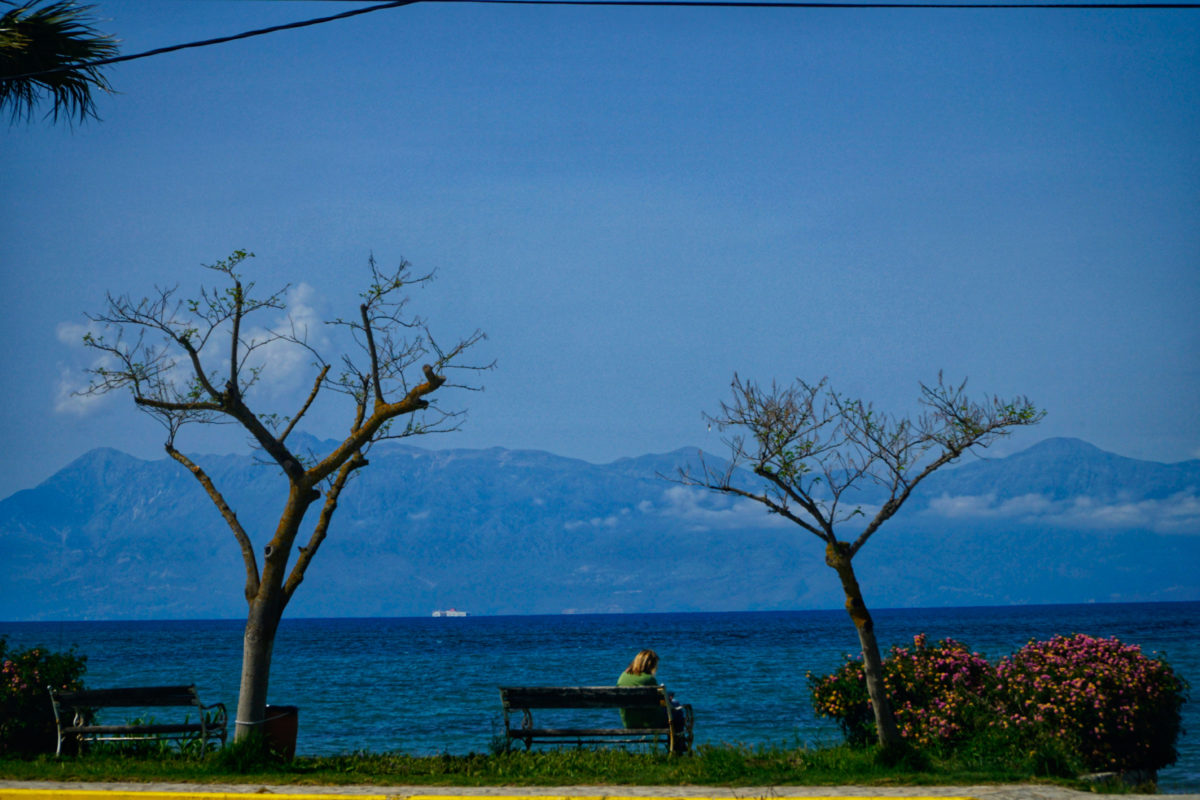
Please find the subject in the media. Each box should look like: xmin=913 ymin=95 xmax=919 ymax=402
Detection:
xmin=4 ymin=789 xmax=1192 ymax=800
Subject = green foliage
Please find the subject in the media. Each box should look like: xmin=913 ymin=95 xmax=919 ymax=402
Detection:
xmin=0 ymin=742 xmax=1096 ymax=788
xmin=83 ymin=710 xmax=222 ymax=758
xmin=0 ymin=0 xmax=119 ymax=123
xmin=0 ymin=637 xmax=87 ymax=756
xmin=86 ymin=715 xmax=172 ymax=758
xmin=948 ymin=717 xmax=1084 ymax=778
xmin=809 ymin=632 xmax=1188 ymax=776
xmin=209 ymin=731 xmax=282 ymax=772
xmin=872 ymin=738 xmax=931 ymax=771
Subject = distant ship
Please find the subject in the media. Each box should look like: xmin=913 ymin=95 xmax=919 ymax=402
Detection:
xmin=432 ymin=608 xmax=468 ymax=617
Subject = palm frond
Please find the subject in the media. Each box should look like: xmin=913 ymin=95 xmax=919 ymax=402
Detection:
xmin=0 ymin=0 xmax=119 ymax=124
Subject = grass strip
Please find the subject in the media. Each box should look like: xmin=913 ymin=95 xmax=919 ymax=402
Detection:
xmin=0 ymin=744 xmax=1099 ymax=791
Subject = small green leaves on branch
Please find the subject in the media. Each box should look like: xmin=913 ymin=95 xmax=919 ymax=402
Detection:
xmin=681 ymin=372 xmax=1044 ymax=555
xmin=80 ymin=250 xmax=488 ymax=474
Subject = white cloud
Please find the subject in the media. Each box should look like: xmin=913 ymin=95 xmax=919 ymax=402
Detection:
xmin=927 ymin=492 xmax=1056 ymax=519
xmin=646 ymin=486 xmax=870 ymax=532
xmin=56 ymin=321 xmax=93 ymax=347
xmin=563 ymin=515 xmax=620 ymax=531
xmin=236 ymin=283 xmax=331 ymax=395
xmin=54 ymin=321 xmax=115 ymax=416
xmin=650 ymin=486 xmax=792 ymax=532
xmin=925 ymin=491 xmax=1200 ymax=535
xmin=283 ymin=283 xmax=326 ymax=343
xmin=925 ymin=493 xmax=994 ymax=518
xmin=54 ymin=363 xmax=109 ymax=415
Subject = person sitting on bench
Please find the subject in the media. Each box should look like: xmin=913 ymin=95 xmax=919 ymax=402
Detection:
xmin=617 ymin=648 xmax=688 ymax=752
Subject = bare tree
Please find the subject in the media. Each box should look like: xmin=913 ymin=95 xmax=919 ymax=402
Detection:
xmin=680 ymin=373 xmax=1042 ymax=751
xmin=81 ymin=250 xmax=487 ymax=741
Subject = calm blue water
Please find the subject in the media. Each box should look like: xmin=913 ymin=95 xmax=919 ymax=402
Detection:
xmin=4 ymin=603 xmax=1198 ymax=791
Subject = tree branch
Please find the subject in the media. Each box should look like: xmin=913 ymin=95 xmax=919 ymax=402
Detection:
xmin=675 ymin=459 xmax=829 ymax=543
xmin=360 ymin=303 xmax=385 ymax=409
xmin=282 ymin=452 xmax=366 ymax=602
xmin=753 ymin=464 xmax=836 ymax=540
xmin=229 ymin=280 xmax=242 ymax=393
xmin=221 ymin=385 xmax=306 ymax=482
xmin=165 ymin=442 xmax=260 ymax=602
xmin=134 ymin=397 xmax=223 ymax=413
xmin=280 ymin=364 xmax=330 ymax=443
xmin=306 ymin=363 xmax=445 ymax=486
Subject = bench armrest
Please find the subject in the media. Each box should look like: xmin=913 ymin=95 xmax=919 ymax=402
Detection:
xmin=199 ymin=701 xmax=227 ymax=717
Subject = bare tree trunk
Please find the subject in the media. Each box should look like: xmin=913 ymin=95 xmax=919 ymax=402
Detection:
xmin=232 ymin=487 xmax=316 ymax=742
xmin=234 ymin=593 xmax=281 ymax=742
xmin=826 ymin=543 xmax=903 ymax=750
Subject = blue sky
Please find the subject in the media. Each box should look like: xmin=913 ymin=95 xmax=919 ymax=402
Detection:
xmin=2 ymin=0 xmax=1198 ymax=499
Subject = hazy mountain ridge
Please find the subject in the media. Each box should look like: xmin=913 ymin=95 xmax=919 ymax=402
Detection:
xmin=919 ymin=437 xmax=1200 ymax=501
xmin=1 ymin=437 xmax=1196 ymax=620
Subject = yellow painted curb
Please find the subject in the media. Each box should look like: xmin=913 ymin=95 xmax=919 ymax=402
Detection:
xmin=0 ymin=796 xmax=384 ymax=800
xmin=412 ymin=797 xmax=982 ymax=800
xmin=0 ymin=793 xmax=981 ymax=800
xmin=0 ymin=792 xmax=387 ymax=800
xmin=410 ymin=796 xmax=982 ymax=800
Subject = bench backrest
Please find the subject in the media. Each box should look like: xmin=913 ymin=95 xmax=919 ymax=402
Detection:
xmin=499 ymin=685 xmax=667 ymax=710
xmin=52 ymin=685 xmax=200 ymax=708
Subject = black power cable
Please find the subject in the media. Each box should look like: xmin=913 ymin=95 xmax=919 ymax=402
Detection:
xmin=3 ymin=0 xmax=1197 ymax=83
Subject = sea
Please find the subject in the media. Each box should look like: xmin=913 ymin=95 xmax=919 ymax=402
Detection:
xmin=4 ymin=602 xmax=1198 ymax=791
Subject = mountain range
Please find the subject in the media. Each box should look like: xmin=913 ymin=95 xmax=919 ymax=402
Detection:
xmin=1 ymin=437 xmax=1197 ymax=620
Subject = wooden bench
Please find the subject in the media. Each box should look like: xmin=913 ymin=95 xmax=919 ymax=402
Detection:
xmin=48 ymin=685 xmax=227 ymax=756
xmin=498 ymin=685 xmax=693 ymax=753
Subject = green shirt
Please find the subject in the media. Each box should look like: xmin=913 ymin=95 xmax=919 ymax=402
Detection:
xmin=617 ymin=670 xmax=667 ymax=728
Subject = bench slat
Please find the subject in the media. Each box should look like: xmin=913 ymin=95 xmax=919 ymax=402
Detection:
xmin=55 ymin=686 xmax=199 ymax=707
xmin=63 ymin=723 xmax=205 ymax=736
xmin=517 ymin=727 xmax=671 ymax=736
xmin=500 ymin=686 xmax=666 ymax=709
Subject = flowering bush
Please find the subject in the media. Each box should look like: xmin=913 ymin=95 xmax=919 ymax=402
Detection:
xmin=881 ymin=634 xmax=995 ymax=747
xmin=808 ymin=634 xmax=993 ymax=747
xmin=809 ymin=632 xmax=1188 ymax=774
xmin=0 ymin=637 xmax=87 ymax=756
xmin=808 ymin=652 xmax=873 ymax=745
xmin=995 ymin=634 xmax=1187 ymax=773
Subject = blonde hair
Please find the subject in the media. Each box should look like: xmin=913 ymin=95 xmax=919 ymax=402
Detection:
xmin=626 ymin=649 xmax=659 ymax=675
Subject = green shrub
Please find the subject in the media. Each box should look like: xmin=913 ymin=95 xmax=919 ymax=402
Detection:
xmin=0 ymin=637 xmax=87 ymax=756
xmin=951 ymin=717 xmax=1083 ymax=778
xmin=209 ymin=731 xmax=281 ymax=772
xmin=994 ymin=633 xmax=1188 ymax=773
